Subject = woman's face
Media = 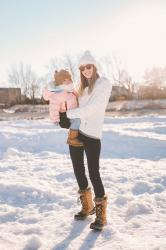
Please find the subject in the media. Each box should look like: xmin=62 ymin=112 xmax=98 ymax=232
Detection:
xmin=80 ymin=64 xmax=94 ymax=79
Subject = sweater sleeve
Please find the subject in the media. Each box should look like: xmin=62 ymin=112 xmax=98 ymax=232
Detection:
xmin=67 ymin=78 xmax=112 ymax=119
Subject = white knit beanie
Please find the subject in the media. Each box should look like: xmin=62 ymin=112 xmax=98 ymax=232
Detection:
xmin=78 ymin=50 xmax=98 ymax=68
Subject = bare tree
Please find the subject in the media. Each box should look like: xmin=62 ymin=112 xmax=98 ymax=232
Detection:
xmin=63 ymin=54 xmax=78 ymax=82
xmin=100 ymin=55 xmax=125 ymax=84
xmin=8 ymin=63 xmax=40 ymax=103
xmin=46 ymin=54 xmax=79 ymax=83
xmin=46 ymin=57 xmax=62 ymax=77
xmin=26 ymin=69 xmax=40 ymax=103
xmin=144 ymin=66 xmax=166 ymax=88
xmin=100 ymin=55 xmax=123 ymax=85
xmin=120 ymin=69 xmax=135 ymax=95
xmin=100 ymin=55 xmax=135 ymax=95
xmin=99 ymin=56 xmax=112 ymax=79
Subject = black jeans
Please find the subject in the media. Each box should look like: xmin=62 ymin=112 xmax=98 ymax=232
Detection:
xmin=69 ymin=132 xmax=105 ymax=198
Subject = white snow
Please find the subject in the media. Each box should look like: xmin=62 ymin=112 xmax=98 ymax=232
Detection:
xmin=0 ymin=115 xmax=166 ymax=250
xmin=107 ymin=99 xmax=166 ymax=111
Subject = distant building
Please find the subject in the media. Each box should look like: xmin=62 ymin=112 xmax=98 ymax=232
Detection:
xmin=109 ymin=86 xmax=131 ymax=101
xmin=0 ymin=88 xmax=21 ymax=106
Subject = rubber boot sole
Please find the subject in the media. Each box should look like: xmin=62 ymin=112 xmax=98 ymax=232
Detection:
xmin=90 ymin=223 xmax=104 ymax=231
xmin=90 ymin=219 xmax=107 ymax=231
xmin=74 ymin=207 xmax=95 ymax=220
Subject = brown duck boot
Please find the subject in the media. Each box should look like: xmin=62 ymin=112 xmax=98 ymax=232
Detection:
xmin=90 ymin=196 xmax=107 ymax=231
xmin=67 ymin=129 xmax=83 ymax=147
xmin=74 ymin=187 xmax=95 ymax=220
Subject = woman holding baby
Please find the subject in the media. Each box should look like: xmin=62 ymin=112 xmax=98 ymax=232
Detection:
xmin=43 ymin=51 xmax=112 ymax=231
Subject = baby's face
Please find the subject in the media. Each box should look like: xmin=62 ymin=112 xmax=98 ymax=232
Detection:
xmin=63 ymin=79 xmax=72 ymax=85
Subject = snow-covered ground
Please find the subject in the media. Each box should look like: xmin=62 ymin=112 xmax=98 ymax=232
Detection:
xmin=1 ymin=100 xmax=166 ymax=122
xmin=0 ymin=115 xmax=166 ymax=250
xmin=107 ymin=99 xmax=166 ymax=111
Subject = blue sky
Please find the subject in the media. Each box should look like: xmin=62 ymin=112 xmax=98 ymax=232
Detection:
xmin=0 ymin=0 xmax=166 ymax=84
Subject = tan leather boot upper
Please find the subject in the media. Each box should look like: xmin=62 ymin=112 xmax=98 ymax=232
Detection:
xmin=67 ymin=129 xmax=83 ymax=147
xmin=79 ymin=187 xmax=95 ymax=215
xmin=94 ymin=196 xmax=107 ymax=225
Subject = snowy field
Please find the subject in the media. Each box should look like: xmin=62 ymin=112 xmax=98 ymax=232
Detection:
xmin=0 ymin=115 xmax=166 ymax=250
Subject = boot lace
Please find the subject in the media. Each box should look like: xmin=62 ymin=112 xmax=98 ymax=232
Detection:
xmin=95 ymin=204 xmax=103 ymax=223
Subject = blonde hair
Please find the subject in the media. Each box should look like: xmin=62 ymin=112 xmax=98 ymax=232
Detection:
xmin=77 ymin=65 xmax=99 ymax=96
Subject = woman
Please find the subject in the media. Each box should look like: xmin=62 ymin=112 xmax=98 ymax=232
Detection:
xmin=66 ymin=51 xmax=112 ymax=231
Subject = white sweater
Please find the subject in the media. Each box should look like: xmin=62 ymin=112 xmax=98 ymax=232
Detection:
xmin=67 ymin=77 xmax=112 ymax=139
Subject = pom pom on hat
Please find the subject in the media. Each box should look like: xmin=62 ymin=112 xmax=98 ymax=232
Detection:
xmin=78 ymin=50 xmax=97 ymax=68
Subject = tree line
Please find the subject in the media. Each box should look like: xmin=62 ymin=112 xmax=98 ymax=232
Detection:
xmin=8 ymin=54 xmax=166 ymax=103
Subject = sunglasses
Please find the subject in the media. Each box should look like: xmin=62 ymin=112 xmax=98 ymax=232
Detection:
xmin=79 ymin=64 xmax=93 ymax=72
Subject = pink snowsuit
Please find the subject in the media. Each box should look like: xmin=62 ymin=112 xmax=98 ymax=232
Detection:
xmin=43 ymin=87 xmax=78 ymax=123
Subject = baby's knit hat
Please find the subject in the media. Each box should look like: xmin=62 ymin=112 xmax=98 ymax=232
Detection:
xmin=78 ymin=50 xmax=97 ymax=68
xmin=54 ymin=70 xmax=72 ymax=85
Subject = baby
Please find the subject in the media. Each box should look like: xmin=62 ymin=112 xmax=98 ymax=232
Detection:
xmin=43 ymin=69 xmax=83 ymax=147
